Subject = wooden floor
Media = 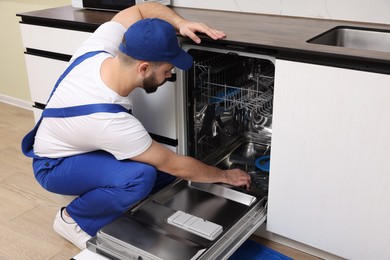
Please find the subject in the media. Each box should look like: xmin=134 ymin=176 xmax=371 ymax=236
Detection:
xmin=0 ymin=101 xmax=320 ymax=260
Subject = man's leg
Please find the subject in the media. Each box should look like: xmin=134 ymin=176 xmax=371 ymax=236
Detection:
xmin=151 ymin=170 xmax=177 ymax=194
xmin=33 ymin=150 xmax=158 ymax=236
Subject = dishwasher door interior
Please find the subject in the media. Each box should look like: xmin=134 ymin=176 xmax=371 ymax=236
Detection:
xmin=87 ymin=179 xmax=266 ymax=260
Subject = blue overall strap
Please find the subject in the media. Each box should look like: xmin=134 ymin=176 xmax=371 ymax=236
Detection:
xmin=21 ymin=50 xmax=128 ymax=158
xmin=47 ymin=51 xmax=105 ymax=102
xmin=42 ymin=103 xmax=129 ymax=118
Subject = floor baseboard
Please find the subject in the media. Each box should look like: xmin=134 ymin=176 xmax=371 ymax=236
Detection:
xmin=0 ymin=94 xmax=32 ymax=110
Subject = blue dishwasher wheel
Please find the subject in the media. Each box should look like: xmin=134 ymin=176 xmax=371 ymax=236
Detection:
xmin=255 ymin=155 xmax=270 ymax=172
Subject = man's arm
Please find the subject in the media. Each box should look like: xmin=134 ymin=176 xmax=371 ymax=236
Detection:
xmin=111 ymin=2 xmax=226 ymax=44
xmin=132 ymin=141 xmax=251 ymax=189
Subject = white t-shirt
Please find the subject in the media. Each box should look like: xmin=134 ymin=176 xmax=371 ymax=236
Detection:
xmin=34 ymin=21 xmax=152 ymax=160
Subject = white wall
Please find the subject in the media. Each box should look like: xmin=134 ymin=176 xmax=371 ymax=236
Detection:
xmin=0 ymin=0 xmax=69 ymax=104
xmin=172 ymin=0 xmax=390 ymax=25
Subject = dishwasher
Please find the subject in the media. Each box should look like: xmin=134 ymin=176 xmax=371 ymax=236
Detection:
xmin=87 ymin=43 xmax=275 ymax=260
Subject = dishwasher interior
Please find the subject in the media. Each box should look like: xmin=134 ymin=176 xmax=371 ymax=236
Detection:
xmin=186 ymin=45 xmax=274 ymax=199
xmin=86 ymin=45 xmax=275 ymax=260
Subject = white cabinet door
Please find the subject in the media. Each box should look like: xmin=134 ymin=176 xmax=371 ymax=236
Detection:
xmin=20 ymin=24 xmax=91 ymax=55
xmin=267 ymin=60 xmax=390 ymax=260
xmin=131 ymin=80 xmax=178 ymax=152
xmin=24 ymin=54 xmax=68 ymax=105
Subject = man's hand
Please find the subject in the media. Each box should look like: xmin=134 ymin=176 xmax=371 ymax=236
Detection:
xmin=113 ymin=3 xmax=226 ymax=43
xmin=223 ymin=169 xmax=251 ymax=190
xmin=178 ymin=21 xmax=226 ymax=44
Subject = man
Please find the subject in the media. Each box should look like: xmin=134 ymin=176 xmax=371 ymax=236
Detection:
xmin=22 ymin=2 xmax=251 ymax=250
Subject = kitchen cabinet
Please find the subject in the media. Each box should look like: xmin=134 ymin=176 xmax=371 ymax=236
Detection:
xmin=23 ymin=54 xmax=67 ymax=120
xmin=19 ymin=23 xmax=92 ymax=121
xmin=131 ymin=81 xmax=179 ymax=151
xmin=268 ymin=59 xmax=390 ymax=260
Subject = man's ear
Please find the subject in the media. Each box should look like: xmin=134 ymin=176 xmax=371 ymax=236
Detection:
xmin=138 ymin=61 xmax=150 ymax=77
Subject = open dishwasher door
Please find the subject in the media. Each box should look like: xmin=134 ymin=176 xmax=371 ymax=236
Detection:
xmin=86 ymin=179 xmax=267 ymax=260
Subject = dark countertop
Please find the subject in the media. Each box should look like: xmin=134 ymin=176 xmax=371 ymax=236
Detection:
xmin=18 ymin=5 xmax=390 ymax=73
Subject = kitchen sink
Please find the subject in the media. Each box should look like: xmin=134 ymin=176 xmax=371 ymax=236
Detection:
xmin=307 ymin=26 xmax=390 ymax=53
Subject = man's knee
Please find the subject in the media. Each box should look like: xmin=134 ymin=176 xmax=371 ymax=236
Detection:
xmin=122 ymin=163 xmax=157 ymax=200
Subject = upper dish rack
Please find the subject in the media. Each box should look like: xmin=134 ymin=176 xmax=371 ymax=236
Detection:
xmin=193 ymin=53 xmax=274 ymax=116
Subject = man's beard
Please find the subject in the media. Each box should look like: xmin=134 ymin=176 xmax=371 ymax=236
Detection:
xmin=143 ymin=72 xmax=167 ymax=94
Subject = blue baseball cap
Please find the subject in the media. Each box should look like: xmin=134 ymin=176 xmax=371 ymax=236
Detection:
xmin=119 ymin=18 xmax=193 ymax=70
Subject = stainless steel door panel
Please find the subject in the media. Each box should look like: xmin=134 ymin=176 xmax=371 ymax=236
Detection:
xmin=98 ymin=217 xmax=204 ymax=260
xmin=197 ymin=201 xmax=267 ymax=260
xmin=88 ymin=180 xmax=267 ymax=260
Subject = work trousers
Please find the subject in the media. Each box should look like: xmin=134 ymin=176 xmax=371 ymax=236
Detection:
xmin=33 ymin=150 xmax=175 ymax=236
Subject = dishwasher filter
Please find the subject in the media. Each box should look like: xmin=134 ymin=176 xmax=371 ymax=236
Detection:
xmin=87 ymin=44 xmax=275 ymax=260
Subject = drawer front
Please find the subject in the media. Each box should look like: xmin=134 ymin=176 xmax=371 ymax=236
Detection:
xmin=32 ymin=107 xmax=43 ymax=123
xmin=24 ymin=54 xmax=68 ymax=105
xmin=20 ymin=23 xmax=91 ymax=55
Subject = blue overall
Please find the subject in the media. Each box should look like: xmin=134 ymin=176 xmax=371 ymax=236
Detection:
xmin=21 ymin=51 xmax=175 ymax=236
